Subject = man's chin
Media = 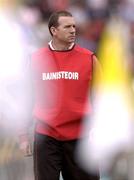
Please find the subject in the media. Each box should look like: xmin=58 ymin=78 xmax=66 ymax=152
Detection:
xmin=68 ymin=39 xmax=75 ymax=44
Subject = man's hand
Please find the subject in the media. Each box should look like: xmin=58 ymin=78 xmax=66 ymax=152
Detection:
xmin=19 ymin=134 xmax=32 ymax=156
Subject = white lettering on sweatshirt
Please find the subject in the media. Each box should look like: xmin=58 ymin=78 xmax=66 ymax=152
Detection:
xmin=42 ymin=71 xmax=79 ymax=80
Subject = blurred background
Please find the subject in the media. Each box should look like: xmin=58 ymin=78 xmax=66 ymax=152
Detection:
xmin=1 ymin=0 xmax=134 ymax=179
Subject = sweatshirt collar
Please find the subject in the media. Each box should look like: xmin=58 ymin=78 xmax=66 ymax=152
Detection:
xmin=48 ymin=40 xmax=74 ymax=51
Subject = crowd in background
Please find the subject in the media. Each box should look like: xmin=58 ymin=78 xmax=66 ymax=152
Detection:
xmin=15 ymin=0 xmax=133 ymax=50
xmin=1 ymin=0 xmax=134 ymax=180
xmin=14 ymin=0 xmax=134 ymax=79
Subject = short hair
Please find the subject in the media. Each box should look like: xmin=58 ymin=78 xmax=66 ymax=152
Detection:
xmin=48 ymin=10 xmax=73 ymax=36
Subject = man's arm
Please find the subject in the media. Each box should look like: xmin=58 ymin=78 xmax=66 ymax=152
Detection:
xmin=91 ymin=55 xmax=103 ymax=97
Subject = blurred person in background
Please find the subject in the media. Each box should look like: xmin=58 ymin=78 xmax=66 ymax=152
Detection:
xmin=0 ymin=0 xmax=34 ymax=180
xmin=17 ymin=2 xmax=50 ymax=53
xmin=19 ymin=10 xmax=102 ymax=180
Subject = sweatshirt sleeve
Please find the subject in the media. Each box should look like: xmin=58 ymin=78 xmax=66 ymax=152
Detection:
xmin=90 ymin=54 xmax=103 ymax=100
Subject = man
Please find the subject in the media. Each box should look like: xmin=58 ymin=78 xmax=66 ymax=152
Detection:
xmin=19 ymin=10 xmax=101 ymax=180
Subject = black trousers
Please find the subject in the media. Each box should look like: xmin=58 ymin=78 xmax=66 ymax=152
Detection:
xmin=34 ymin=133 xmax=99 ymax=180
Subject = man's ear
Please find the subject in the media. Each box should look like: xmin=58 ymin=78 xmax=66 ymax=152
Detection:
xmin=50 ymin=27 xmax=57 ymax=36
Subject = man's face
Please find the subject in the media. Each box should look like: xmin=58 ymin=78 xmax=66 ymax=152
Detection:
xmin=52 ymin=16 xmax=76 ymax=44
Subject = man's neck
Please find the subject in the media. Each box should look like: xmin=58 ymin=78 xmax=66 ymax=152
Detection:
xmin=49 ymin=40 xmax=74 ymax=51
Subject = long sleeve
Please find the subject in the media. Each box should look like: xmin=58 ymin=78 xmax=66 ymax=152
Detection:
xmin=91 ymin=55 xmax=103 ymax=97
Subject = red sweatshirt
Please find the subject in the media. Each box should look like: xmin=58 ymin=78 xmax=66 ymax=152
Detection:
xmin=31 ymin=44 xmax=94 ymax=140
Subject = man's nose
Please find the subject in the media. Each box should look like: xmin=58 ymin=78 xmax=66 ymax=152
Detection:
xmin=70 ymin=27 xmax=76 ymax=33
